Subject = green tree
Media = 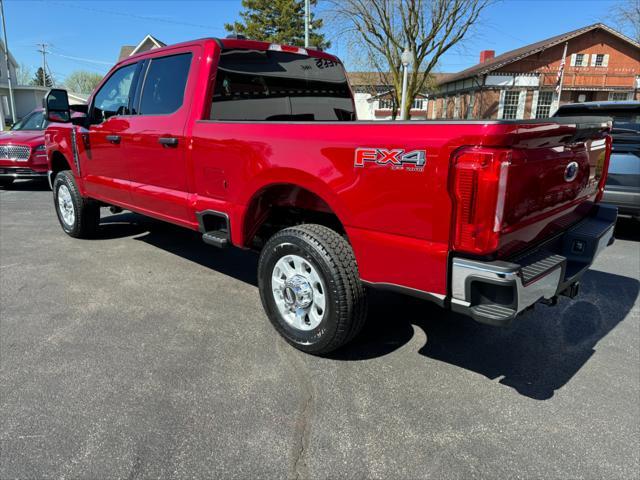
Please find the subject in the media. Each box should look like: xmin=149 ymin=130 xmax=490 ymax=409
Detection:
xmin=64 ymin=70 xmax=103 ymax=95
xmin=225 ymin=0 xmax=329 ymax=49
xmin=30 ymin=67 xmax=53 ymax=87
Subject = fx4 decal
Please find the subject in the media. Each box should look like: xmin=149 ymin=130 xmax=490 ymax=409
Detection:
xmin=355 ymin=148 xmax=426 ymax=171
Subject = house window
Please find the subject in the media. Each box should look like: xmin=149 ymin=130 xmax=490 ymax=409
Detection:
xmin=453 ymin=95 xmax=461 ymax=119
xmin=595 ymin=54 xmax=605 ymax=67
xmin=608 ymin=92 xmax=631 ymax=101
xmin=502 ymin=90 xmax=520 ymax=119
xmin=535 ymin=91 xmax=554 ymax=118
xmin=378 ymin=98 xmax=394 ymax=109
xmin=412 ymin=98 xmax=424 ymax=110
xmin=575 ymin=53 xmax=585 ymax=67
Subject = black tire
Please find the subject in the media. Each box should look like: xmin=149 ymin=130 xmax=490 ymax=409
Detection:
xmin=53 ymin=170 xmax=100 ymax=238
xmin=258 ymin=224 xmax=367 ymax=355
xmin=0 ymin=178 xmax=14 ymax=188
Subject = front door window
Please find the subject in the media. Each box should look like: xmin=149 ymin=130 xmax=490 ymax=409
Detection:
xmin=91 ymin=63 xmax=137 ymax=123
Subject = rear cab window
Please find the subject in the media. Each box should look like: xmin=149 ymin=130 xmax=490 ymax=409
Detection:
xmin=210 ymin=49 xmax=355 ymax=121
xmin=138 ymin=53 xmax=192 ymax=115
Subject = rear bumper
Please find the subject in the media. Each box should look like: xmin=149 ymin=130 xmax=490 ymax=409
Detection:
xmin=0 ymin=167 xmax=48 ymax=180
xmin=450 ymin=204 xmax=617 ymax=326
xmin=602 ymin=188 xmax=640 ymax=217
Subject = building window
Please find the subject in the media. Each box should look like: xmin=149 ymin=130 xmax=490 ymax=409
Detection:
xmin=378 ymin=98 xmax=394 ymax=109
xmin=608 ymin=92 xmax=631 ymax=101
xmin=535 ymin=91 xmax=554 ymax=118
xmin=595 ymin=54 xmax=605 ymax=67
xmin=502 ymin=90 xmax=520 ymax=119
xmin=575 ymin=53 xmax=585 ymax=67
xmin=411 ymin=98 xmax=424 ymax=110
xmin=453 ymin=95 xmax=461 ymax=119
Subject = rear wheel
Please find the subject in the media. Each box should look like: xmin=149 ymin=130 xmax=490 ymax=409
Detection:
xmin=258 ymin=224 xmax=367 ymax=355
xmin=53 ymin=170 xmax=100 ymax=238
xmin=0 ymin=178 xmax=14 ymax=188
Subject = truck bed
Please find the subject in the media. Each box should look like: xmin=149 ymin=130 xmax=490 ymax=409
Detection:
xmin=189 ymin=116 xmax=611 ymax=297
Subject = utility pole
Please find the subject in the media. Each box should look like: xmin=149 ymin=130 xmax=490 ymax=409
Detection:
xmin=304 ymin=0 xmax=310 ymax=48
xmin=0 ymin=0 xmax=16 ymax=123
xmin=36 ymin=42 xmax=50 ymax=87
xmin=400 ymin=48 xmax=412 ymax=120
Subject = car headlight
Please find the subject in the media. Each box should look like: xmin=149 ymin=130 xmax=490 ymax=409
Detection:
xmin=35 ymin=144 xmax=46 ymax=151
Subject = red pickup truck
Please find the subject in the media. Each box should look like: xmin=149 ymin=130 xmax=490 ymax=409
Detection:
xmin=44 ymin=37 xmax=616 ymax=354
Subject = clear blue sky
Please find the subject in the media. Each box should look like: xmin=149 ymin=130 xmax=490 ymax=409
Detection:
xmin=2 ymin=0 xmax=627 ymax=85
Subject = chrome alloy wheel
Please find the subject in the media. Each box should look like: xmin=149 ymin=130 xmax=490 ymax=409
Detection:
xmin=271 ymin=254 xmax=327 ymax=331
xmin=57 ymin=184 xmax=75 ymax=226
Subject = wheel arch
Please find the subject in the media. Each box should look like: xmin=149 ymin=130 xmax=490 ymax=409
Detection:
xmin=239 ymin=179 xmax=350 ymax=249
xmin=48 ymin=150 xmax=73 ymax=187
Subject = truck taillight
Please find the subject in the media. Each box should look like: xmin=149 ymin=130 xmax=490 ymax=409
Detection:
xmin=450 ymin=147 xmax=511 ymax=255
xmin=595 ymin=134 xmax=612 ymax=202
xmin=268 ymin=43 xmax=308 ymax=55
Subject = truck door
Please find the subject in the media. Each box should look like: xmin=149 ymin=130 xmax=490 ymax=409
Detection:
xmin=83 ymin=61 xmax=140 ymax=204
xmin=124 ymin=49 xmax=195 ymax=224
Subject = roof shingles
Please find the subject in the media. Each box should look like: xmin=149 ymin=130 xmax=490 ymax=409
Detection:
xmin=441 ymin=23 xmax=640 ymax=85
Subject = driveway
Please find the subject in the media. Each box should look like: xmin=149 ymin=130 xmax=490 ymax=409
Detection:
xmin=1 ymin=180 xmax=639 ymax=479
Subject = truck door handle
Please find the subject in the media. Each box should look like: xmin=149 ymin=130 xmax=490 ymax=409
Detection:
xmin=106 ymin=135 xmax=121 ymax=144
xmin=159 ymin=137 xmax=178 ymax=147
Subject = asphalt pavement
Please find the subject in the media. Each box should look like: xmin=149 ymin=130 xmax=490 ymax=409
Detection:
xmin=1 ymin=180 xmax=639 ymax=479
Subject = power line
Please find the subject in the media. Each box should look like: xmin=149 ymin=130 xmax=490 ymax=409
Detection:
xmin=46 ymin=0 xmax=227 ymax=32
xmin=49 ymin=52 xmax=112 ymax=66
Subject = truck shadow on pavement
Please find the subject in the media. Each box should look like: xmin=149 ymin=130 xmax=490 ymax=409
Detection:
xmin=334 ymin=269 xmax=639 ymax=400
xmin=100 ymin=212 xmax=259 ymax=285
xmin=100 ymin=212 xmax=638 ymax=401
xmin=1 ymin=179 xmax=50 ymax=192
xmin=614 ymin=217 xmax=640 ymax=242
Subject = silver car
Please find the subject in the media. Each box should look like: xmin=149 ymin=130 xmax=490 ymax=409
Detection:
xmin=554 ymin=101 xmax=640 ymax=219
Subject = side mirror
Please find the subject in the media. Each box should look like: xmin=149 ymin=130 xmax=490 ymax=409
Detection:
xmin=70 ymin=104 xmax=88 ymax=115
xmin=45 ymin=89 xmax=71 ymax=123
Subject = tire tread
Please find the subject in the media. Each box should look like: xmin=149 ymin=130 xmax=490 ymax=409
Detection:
xmin=259 ymin=224 xmax=367 ymax=354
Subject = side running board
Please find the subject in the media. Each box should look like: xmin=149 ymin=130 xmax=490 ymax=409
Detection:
xmin=202 ymin=231 xmax=229 ymax=248
xmin=196 ymin=210 xmax=230 ymax=249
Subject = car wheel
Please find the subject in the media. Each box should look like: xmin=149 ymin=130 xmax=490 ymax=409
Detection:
xmin=258 ymin=224 xmax=367 ymax=355
xmin=0 ymin=178 xmax=14 ymax=188
xmin=53 ymin=170 xmax=99 ymax=238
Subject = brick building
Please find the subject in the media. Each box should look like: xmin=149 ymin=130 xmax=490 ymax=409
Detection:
xmin=428 ymin=23 xmax=639 ymax=120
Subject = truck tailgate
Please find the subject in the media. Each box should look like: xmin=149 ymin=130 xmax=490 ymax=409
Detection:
xmin=496 ymin=117 xmax=611 ymax=256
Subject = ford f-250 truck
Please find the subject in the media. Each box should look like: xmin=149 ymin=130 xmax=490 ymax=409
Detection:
xmin=44 ymin=37 xmax=616 ymax=354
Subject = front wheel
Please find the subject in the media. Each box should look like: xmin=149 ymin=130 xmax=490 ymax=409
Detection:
xmin=53 ymin=170 xmax=100 ymax=238
xmin=258 ymin=224 xmax=367 ymax=355
xmin=0 ymin=178 xmax=14 ymax=188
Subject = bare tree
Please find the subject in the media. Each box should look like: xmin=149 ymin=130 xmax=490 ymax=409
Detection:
xmin=330 ymin=0 xmax=491 ymax=119
xmin=64 ymin=70 xmax=104 ymax=95
xmin=16 ymin=62 xmax=31 ymax=86
xmin=610 ymin=0 xmax=640 ymax=42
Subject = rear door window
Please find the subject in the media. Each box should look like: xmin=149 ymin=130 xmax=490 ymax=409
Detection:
xmin=139 ymin=53 xmax=192 ymax=115
xmin=210 ymin=50 xmax=355 ymax=121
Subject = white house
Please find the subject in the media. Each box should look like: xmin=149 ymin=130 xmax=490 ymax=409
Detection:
xmin=118 ymin=34 xmax=166 ymax=61
xmin=0 ymin=39 xmax=49 ymax=126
